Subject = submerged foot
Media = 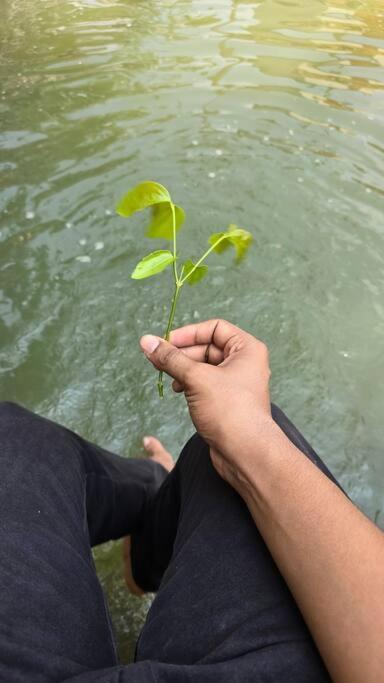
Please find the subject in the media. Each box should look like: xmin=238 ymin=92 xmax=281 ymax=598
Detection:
xmin=123 ymin=436 xmax=174 ymax=596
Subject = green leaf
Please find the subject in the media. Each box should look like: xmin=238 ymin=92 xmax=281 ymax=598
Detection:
xmin=116 ymin=181 xmax=171 ymax=218
xmin=208 ymin=231 xmax=231 ymax=254
xmin=226 ymin=224 xmax=253 ymax=261
xmin=131 ymin=250 xmax=175 ymax=279
xmin=146 ymin=203 xmax=186 ymax=239
xmin=208 ymin=224 xmax=253 ymax=262
xmin=182 ymin=259 xmax=208 ymax=285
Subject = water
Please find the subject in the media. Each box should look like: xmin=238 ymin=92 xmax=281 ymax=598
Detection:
xmin=1 ymin=0 xmax=383 ymax=662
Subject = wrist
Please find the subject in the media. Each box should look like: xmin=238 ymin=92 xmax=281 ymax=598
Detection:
xmin=218 ymin=417 xmax=293 ymax=501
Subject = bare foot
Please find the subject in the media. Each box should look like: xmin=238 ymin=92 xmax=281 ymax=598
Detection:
xmin=142 ymin=435 xmax=175 ymax=473
xmin=123 ymin=536 xmax=145 ymax=596
xmin=123 ymin=436 xmax=174 ymax=595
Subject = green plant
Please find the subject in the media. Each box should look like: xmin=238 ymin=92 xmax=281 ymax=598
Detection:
xmin=116 ymin=181 xmax=252 ymax=397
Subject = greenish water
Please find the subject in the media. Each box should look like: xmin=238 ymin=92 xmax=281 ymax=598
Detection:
xmin=1 ymin=0 xmax=384 ymax=662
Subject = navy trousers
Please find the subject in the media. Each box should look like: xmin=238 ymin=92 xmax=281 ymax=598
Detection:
xmin=0 ymin=401 xmax=335 ymax=682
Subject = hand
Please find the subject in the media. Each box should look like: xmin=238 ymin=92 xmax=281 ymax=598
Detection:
xmin=140 ymin=319 xmax=276 ymax=490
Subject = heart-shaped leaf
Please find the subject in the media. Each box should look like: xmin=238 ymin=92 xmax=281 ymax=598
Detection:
xmin=146 ymin=203 xmax=185 ymax=239
xmin=117 ymin=181 xmax=171 ymax=218
xmin=208 ymin=231 xmax=231 ymax=254
xmin=131 ymin=250 xmax=175 ymax=279
xmin=182 ymin=259 xmax=208 ymax=285
xmin=209 ymin=225 xmax=253 ymax=262
xmin=226 ymin=225 xmax=253 ymax=261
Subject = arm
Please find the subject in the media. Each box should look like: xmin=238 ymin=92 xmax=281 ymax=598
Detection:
xmin=140 ymin=319 xmax=384 ymax=683
xmin=233 ymin=424 xmax=384 ymax=683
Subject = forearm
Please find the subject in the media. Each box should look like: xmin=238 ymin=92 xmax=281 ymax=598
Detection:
xmin=236 ymin=422 xmax=384 ymax=683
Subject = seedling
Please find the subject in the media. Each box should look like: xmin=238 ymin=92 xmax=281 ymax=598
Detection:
xmin=116 ymin=181 xmax=252 ymax=397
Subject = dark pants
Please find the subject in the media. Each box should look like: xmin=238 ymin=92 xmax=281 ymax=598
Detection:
xmin=0 ymin=401 xmax=335 ymax=682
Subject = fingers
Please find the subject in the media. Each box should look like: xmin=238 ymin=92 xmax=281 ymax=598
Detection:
xmin=167 ymin=345 xmax=222 ymax=392
xmin=140 ymin=335 xmax=196 ymax=383
xmin=140 ymin=321 xmax=266 ymax=384
xmin=179 ymin=344 xmax=223 ymax=365
xmin=172 ymin=379 xmax=183 ymax=393
xmin=170 ymin=319 xmax=246 ymax=350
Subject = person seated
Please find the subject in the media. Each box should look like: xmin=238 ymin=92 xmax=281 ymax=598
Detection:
xmin=0 ymin=319 xmax=383 ymax=682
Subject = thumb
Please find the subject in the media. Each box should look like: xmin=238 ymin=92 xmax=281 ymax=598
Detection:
xmin=140 ymin=335 xmax=196 ymax=384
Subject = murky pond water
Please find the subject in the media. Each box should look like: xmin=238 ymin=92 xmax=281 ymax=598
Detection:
xmin=1 ymin=0 xmax=384 ymax=662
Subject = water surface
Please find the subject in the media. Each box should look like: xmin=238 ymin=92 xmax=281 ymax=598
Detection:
xmin=1 ymin=0 xmax=384 ymax=661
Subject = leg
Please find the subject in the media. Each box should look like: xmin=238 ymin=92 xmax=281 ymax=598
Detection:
xmin=0 ymin=402 xmax=166 ymax=682
xmin=131 ymin=404 xmax=335 ymax=681
xmin=270 ymin=404 xmax=344 ymax=491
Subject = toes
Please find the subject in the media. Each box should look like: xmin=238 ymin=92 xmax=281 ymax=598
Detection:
xmin=143 ymin=435 xmax=167 ymax=457
xmin=143 ymin=436 xmax=174 ymax=472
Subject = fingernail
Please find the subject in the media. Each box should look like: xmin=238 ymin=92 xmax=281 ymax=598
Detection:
xmin=140 ymin=335 xmax=160 ymax=355
xmin=143 ymin=436 xmax=150 ymax=448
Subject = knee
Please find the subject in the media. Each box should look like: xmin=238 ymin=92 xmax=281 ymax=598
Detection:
xmin=0 ymin=402 xmax=45 ymax=449
xmin=0 ymin=402 xmax=42 ymax=468
xmin=177 ymin=432 xmax=211 ymax=471
xmin=182 ymin=432 xmax=208 ymax=455
xmin=0 ymin=401 xmax=29 ymax=424
xmin=0 ymin=401 xmax=58 ymax=451
xmin=0 ymin=401 xmax=81 ymax=476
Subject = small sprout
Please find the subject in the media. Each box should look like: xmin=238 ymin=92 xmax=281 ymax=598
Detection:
xmin=116 ymin=180 xmax=253 ymax=397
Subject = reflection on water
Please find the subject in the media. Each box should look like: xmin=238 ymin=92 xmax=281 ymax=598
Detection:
xmin=1 ymin=0 xmax=384 ymax=661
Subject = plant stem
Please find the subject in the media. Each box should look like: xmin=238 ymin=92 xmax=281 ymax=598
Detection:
xmin=158 ymin=235 xmax=228 ymax=394
xmin=157 ymin=202 xmax=181 ymax=397
xmin=171 ymin=201 xmax=178 ymax=284
xmin=179 ymin=234 xmax=228 ymax=285
xmin=166 ymin=283 xmax=181 ymax=339
xmin=157 ymin=283 xmax=182 ymax=397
